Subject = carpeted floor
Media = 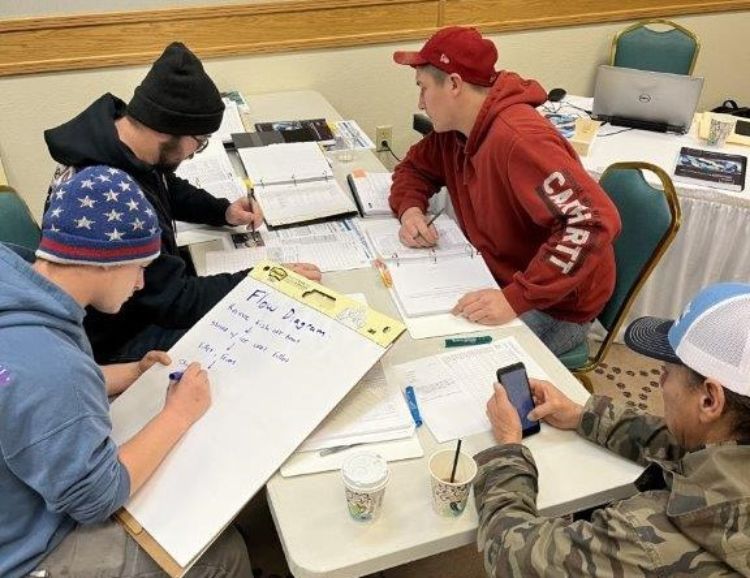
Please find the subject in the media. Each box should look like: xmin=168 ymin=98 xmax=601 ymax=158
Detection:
xmin=588 ymin=342 xmax=665 ymax=416
xmin=246 ymin=343 xmax=665 ymax=578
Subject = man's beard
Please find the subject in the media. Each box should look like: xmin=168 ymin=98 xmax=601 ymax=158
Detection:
xmin=154 ymin=137 xmax=184 ymax=172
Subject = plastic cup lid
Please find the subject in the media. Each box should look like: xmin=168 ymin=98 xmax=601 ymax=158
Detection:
xmin=341 ymin=452 xmax=389 ymax=490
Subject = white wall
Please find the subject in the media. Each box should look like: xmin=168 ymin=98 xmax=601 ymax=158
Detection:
xmin=1 ymin=11 xmax=748 ymax=218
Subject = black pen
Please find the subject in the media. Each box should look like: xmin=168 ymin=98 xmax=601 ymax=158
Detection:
xmin=425 ymin=207 xmax=444 ymax=227
xmin=415 ymin=208 xmax=444 ymax=242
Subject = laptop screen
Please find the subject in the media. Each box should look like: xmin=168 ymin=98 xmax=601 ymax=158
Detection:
xmin=592 ymin=65 xmax=704 ymax=133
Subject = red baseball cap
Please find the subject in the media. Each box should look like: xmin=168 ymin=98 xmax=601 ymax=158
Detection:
xmin=393 ymin=26 xmax=498 ymax=86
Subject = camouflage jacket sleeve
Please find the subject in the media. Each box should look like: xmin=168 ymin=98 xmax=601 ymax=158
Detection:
xmin=576 ymin=395 xmax=685 ymax=466
xmin=474 ymin=444 xmax=656 ymax=577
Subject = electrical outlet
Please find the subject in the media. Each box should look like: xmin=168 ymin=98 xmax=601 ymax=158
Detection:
xmin=375 ymin=125 xmax=393 ymax=152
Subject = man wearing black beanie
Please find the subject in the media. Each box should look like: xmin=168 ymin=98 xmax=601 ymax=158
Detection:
xmin=44 ymin=42 xmax=321 ymax=363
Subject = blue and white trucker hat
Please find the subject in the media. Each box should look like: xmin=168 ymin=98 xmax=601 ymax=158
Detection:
xmin=624 ymin=282 xmax=750 ymax=397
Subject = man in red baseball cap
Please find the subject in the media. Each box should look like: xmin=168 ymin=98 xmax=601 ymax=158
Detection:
xmin=390 ymin=26 xmax=621 ymax=355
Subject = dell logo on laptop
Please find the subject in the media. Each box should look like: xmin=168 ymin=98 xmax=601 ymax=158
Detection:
xmin=638 ymin=93 xmax=652 ymax=103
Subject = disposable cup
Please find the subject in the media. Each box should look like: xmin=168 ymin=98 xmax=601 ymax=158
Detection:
xmin=341 ymin=452 xmax=389 ymax=522
xmin=706 ymin=117 xmax=735 ymax=147
xmin=428 ymin=449 xmax=477 ymax=517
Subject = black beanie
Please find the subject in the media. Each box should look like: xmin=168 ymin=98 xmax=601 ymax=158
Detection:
xmin=127 ymin=42 xmax=225 ymax=136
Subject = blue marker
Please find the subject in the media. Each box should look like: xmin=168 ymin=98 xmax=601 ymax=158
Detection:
xmin=168 ymin=371 xmax=184 ymax=382
xmin=404 ymin=386 xmax=423 ymax=428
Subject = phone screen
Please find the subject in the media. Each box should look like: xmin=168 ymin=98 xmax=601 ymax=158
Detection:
xmin=497 ymin=363 xmax=540 ymax=436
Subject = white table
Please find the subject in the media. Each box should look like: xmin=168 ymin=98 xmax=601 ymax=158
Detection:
xmin=563 ymin=97 xmax=750 ymax=325
xmin=187 ymin=91 xmax=645 ymax=578
xmin=265 ymin=268 xmax=642 ymax=578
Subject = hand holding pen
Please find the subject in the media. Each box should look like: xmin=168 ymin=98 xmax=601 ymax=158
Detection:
xmin=165 ymin=363 xmax=212 ymax=429
xmin=224 ymin=180 xmax=264 ymax=231
xmin=398 ymin=206 xmax=441 ymax=248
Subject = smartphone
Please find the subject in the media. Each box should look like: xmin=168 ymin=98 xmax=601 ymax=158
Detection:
xmin=496 ymin=362 xmax=540 ymax=437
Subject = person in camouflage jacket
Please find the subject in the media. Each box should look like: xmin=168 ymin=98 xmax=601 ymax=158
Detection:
xmin=474 ymin=282 xmax=750 ymax=577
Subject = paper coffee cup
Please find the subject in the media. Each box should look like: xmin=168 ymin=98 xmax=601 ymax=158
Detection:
xmin=428 ymin=449 xmax=478 ymax=517
xmin=341 ymin=452 xmax=389 ymax=522
xmin=707 ymin=117 xmax=735 ymax=147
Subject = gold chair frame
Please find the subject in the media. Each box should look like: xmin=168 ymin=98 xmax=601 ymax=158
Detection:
xmin=573 ymin=162 xmax=682 ymax=390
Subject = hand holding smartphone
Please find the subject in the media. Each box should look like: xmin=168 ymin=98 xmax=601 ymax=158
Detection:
xmin=496 ymin=362 xmax=540 ymax=437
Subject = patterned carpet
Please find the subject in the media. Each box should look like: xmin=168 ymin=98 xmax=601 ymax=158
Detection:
xmin=588 ymin=342 xmax=665 ymax=416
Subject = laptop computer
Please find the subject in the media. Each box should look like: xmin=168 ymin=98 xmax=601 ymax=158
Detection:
xmin=592 ymin=65 xmax=704 ymax=134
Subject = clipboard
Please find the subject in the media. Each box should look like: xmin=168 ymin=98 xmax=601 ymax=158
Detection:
xmin=110 ymin=262 xmax=405 ymax=575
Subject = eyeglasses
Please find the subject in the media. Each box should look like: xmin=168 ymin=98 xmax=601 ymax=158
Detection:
xmin=190 ymin=135 xmax=210 ymax=155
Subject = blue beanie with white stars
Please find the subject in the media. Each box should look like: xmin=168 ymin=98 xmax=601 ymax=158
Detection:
xmin=37 ymin=165 xmax=162 ymax=266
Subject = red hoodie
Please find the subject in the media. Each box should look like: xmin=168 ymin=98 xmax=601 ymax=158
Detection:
xmin=390 ymin=72 xmax=621 ymax=323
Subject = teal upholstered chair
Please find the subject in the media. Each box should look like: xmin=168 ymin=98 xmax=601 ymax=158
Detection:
xmin=611 ymin=19 xmax=700 ymax=75
xmin=558 ymin=162 xmax=681 ymax=390
xmin=0 ymin=185 xmax=41 ymax=251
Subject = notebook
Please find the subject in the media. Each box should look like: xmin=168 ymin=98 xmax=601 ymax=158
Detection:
xmin=347 ymin=169 xmax=393 ymax=216
xmin=364 ymin=216 xmax=498 ymax=317
xmin=592 ymin=65 xmax=704 ymax=134
xmin=237 ymin=142 xmax=358 ymax=228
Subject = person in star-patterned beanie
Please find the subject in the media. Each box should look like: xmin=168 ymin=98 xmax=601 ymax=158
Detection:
xmin=36 ymin=165 xmax=161 ymax=266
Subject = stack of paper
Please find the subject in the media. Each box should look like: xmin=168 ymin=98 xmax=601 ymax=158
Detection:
xmin=298 ymin=362 xmax=414 ymax=452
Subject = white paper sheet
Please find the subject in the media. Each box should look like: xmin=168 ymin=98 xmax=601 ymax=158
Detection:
xmin=110 ymin=275 xmax=392 ymax=568
xmin=204 ymin=219 xmax=372 ymax=274
xmin=297 ymin=362 xmax=414 ymax=451
xmin=254 ymin=179 xmax=357 ymax=227
xmin=175 ymin=138 xmax=244 ymax=201
xmin=364 ymin=215 xmax=473 ymax=261
xmin=215 ymin=99 xmax=246 ymax=143
xmin=238 ymin=141 xmax=333 ymax=185
xmin=388 ymin=255 xmax=498 ymax=317
xmin=393 ymin=337 xmax=550 ymax=442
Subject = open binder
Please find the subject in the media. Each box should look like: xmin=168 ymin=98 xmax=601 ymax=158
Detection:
xmin=364 ymin=216 xmax=499 ymax=317
xmin=238 ymin=141 xmax=357 ymax=228
xmin=110 ymin=262 xmax=404 ymax=575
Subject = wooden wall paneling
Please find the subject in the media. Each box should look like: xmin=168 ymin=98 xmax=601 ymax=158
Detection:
xmin=0 ymin=0 xmax=439 ymax=76
xmin=0 ymin=0 xmax=747 ymax=76
xmin=443 ymin=0 xmax=750 ymax=30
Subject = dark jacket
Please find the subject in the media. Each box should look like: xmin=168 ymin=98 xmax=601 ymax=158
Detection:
xmin=44 ymin=94 xmax=247 ymax=362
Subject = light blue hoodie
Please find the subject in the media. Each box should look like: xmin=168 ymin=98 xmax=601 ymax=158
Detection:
xmin=0 ymin=244 xmax=130 ymax=578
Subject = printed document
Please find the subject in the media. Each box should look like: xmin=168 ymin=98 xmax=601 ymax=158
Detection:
xmin=204 ymin=219 xmax=372 ymax=275
xmin=175 ymin=137 xmax=246 ymax=203
xmin=393 ymin=337 xmax=550 ymax=442
xmin=361 ymin=216 xmax=498 ymax=317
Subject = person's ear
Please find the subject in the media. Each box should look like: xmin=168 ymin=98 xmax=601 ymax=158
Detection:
xmin=697 ymin=378 xmax=726 ymax=425
xmin=448 ymin=73 xmax=463 ymax=93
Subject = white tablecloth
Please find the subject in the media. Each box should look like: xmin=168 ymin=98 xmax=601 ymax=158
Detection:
xmin=559 ymin=97 xmax=750 ymax=327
